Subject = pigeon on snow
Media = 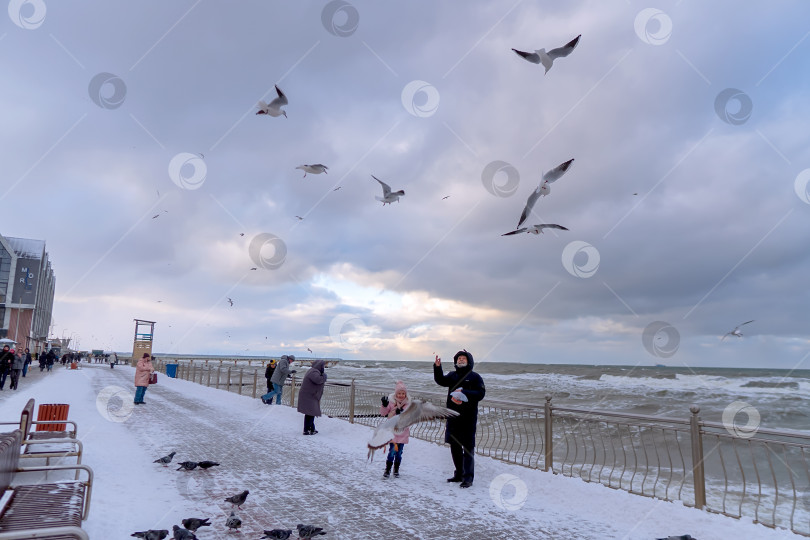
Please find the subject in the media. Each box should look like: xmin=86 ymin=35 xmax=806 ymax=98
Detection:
xmin=722 ymin=320 xmax=754 ymax=341
xmin=517 ymin=159 xmax=574 ymax=228
xmin=502 ymin=224 xmax=569 ymax=236
xmin=176 ymin=461 xmax=198 ymax=471
xmin=261 ymin=530 xmax=293 ymax=539
xmin=181 ymin=518 xmax=211 ymax=532
xmin=225 ymin=511 xmax=242 ymax=532
xmin=171 ymin=525 xmax=197 ymax=540
xmin=224 ymin=489 xmax=249 ymax=509
xmin=296 ymin=164 xmax=328 ymax=177
xmin=131 ymin=531 xmax=169 ymax=540
xmin=197 ymin=460 xmax=219 ymax=470
xmin=256 ymin=85 xmax=288 ymax=118
xmin=296 ymin=524 xmax=327 ymax=538
xmin=372 ymin=175 xmax=405 ymax=205
xmin=153 ymin=451 xmax=176 ymax=466
xmin=367 ymin=400 xmax=459 ymax=461
xmin=512 ymin=34 xmax=581 ymax=73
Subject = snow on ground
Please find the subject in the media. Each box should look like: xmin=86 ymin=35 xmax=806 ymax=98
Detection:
xmin=0 ymin=364 xmax=797 ymax=539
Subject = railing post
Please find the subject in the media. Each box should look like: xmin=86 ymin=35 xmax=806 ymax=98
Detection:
xmin=289 ymin=373 xmax=297 ymax=408
xmin=544 ymin=395 xmax=553 ymax=472
xmin=252 ymin=370 xmax=258 ymax=398
xmin=689 ymin=405 xmax=706 ymax=509
xmin=238 ymin=368 xmax=244 ymax=395
xmin=349 ymin=379 xmax=356 ymax=424
xmin=226 ymin=366 xmax=232 ymax=392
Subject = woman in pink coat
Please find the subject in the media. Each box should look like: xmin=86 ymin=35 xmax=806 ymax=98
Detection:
xmin=379 ymin=380 xmax=411 ymax=478
xmin=134 ymin=353 xmax=154 ymax=404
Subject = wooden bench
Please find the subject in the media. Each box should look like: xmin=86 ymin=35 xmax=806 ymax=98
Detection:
xmin=0 ymin=400 xmax=82 ymax=469
xmin=0 ymin=429 xmax=92 ymax=539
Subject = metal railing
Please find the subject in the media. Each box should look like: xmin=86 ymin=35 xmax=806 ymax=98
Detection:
xmin=150 ymin=360 xmax=810 ymax=536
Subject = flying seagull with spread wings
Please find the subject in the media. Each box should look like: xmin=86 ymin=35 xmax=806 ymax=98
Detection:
xmin=722 ymin=320 xmax=754 ymax=340
xmin=367 ymin=400 xmax=458 ymax=461
xmin=372 ymin=175 xmax=405 ymax=205
xmin=256 ymin=85 xmax=288 ymax=118
xmin=512 ymin=34 xmax=581 ymax=74
xmin=502 ymin=224 xmax=569 ymax=236
xmin=516 ymin=159 xmax=574 ymax=228
xmin=296 ymin=164 xmax=328 ymax=178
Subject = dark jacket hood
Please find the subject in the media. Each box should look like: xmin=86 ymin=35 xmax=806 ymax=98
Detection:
xmin=453 ymin=350 xmax=474 ymax=373
xmin=312 ymin=359 xmax=325 ymax=373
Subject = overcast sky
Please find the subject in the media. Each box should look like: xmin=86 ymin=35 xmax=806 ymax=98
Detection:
xmin=2 ymin=0 xmax=809 ymax=368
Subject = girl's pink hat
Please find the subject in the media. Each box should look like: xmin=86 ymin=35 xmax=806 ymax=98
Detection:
xmin=395 ymin=380 xmax=407 ymax=393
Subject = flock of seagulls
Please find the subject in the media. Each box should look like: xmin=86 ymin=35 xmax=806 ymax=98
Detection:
xmin=141 ymin=453 xmax=325 ymax=537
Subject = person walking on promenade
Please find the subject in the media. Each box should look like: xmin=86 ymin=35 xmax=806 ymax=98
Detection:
xmin=379 ymin=380 xmax=412 ymax=479
xmin=134 ymin=352 xmax=155 ymax=404
xmin=264 ymin=358 xmax=277 ymax=394
xmin=9 ymin=349 xmax=24 ymax=390
xmin=262 ymin=355 xmax=295 ymax=405
xmin=46 ymin=349 xmax=55 ymax=371
xmin=0 ymin=345 xmax=12 ymax=390
xmin=433 ymin=350 xmax=486 ymax=489
xmin=22 ymin=348 xmax=31 ymax=377
xmin=38 ymin=351 xmax=46 ymax=371
xmin=297 ymin=360 xmax=327 ymax=435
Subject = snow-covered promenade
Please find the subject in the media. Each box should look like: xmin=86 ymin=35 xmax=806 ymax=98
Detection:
xmin=0 ymin=364 xmax=796 ymax=539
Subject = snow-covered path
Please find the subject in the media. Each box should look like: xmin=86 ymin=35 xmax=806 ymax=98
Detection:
xmin=0 ymin=364 xmax=795 ymax=539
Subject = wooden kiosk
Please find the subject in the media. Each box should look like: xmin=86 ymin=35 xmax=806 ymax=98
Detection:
xmin=131 ymin=319 xmax=155 ymax=366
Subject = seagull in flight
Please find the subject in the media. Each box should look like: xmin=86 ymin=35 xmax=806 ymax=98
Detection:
xmin=722 ymin=320 xmax=754 ymax=340
xmin=256 ymin=85 xmax=288 ymax=118
xmin=307 ymin=347 xmax=313 ymax=354
xmin=295 ymin=216 xmax=304 ymax=221
xmin=502 ymin=224 xmax=569 ymax=236
xmin=512 ymin=34 xmax=581 ymax=74
xmin=372 ymin=175 xmax=405 ymax=205
xmin=227 ymin=297 xmax=234 ymax=307
xmin=442 ymin=195 xmax=450 ymax=200
xmin=367 ymin=400 xmax=459 ymax=461
xmin=333 ymin=186 xmax=342 ymax=191
xmin=296 ymin=164 xmax=328 ymax=178
xmin=517 ymin=159 xmax=574 ymax=228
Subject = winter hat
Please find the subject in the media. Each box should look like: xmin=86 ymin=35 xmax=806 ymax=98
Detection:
xmin=10 ymin=349 xmax=15 ymax=354
xmin=394 ymin=380 xmax=408 ymax=394
xmin=142 ymin=352 xmax=150 ymax=358
xmin=287 ymin=355 xmax=295 ymax=362
xmin=269 ymin=358 xmax=277 ymax=366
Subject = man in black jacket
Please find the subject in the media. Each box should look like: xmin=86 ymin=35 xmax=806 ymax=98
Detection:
xmin=433 ymin=349 xmax=486 ymax=488
xmin=0 ymin=345 xmax=12 ymax=389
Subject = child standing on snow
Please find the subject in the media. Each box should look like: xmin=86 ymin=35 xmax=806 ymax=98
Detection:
xmin=379 ymin=380 xmax=411 ymax=478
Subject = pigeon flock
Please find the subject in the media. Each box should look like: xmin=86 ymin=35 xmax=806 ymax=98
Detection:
xmin=135 ymin=453 xmax=324 ymax=538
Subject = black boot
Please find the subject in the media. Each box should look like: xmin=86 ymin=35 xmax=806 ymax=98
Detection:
xmin=383 ymin=460 xmax=393 ymax=478
xmin=393 ymin=461 xmax=400 ymax=478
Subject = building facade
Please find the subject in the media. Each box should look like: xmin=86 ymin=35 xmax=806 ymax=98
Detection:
xmin=0 ymin=235 xmax=56 ymax=353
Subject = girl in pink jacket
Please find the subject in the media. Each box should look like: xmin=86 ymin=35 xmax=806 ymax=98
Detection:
xmin=134 ymin=353 xmax=154 ymax=404
xmin=379 ymin=380 xmax=411 ymax=478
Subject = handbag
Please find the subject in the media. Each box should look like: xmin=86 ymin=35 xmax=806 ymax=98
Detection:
xmin=149 ymin=372 xmax=158 ymax=384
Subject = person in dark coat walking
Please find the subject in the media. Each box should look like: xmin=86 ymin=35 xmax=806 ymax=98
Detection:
xmin=433 ymin=350 xmax=486 ymax=488
xmin=0 ymin=345 xmax=12 ymax=390
xmin=297 ymin=360 xmax=327 ymax=435
xmin=262 ymin=355 xmax=295 ymax=404
xmin=22 ymin=348 xmax=31 ymax=377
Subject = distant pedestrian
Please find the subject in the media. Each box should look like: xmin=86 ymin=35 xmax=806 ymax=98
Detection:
xmin=264 ymin=358 xmax=277 ymax=394
xmin=262 ymin=355 xmax=296 ymax=405
xmin=38 ymin=351 xmax=46 ymax=371
xmin=134 ymin=352 xmax=155 ymax=404
xmin=0 ymin=345 xmax=12 ymax=390
xmin=46 ymin=349 xmax=55 ymax=371
xmin=22 ymin=348 xmax=31 ymax=377
xmin=433 ymin=350 xmax=486 ymax=488
xmin=297 ymin=360 xmax=327 ymax=435
xmin=9 ymin=349 xmax=23 ymax=390
xmin=379 ymin=380 xmax=411 ymax=479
